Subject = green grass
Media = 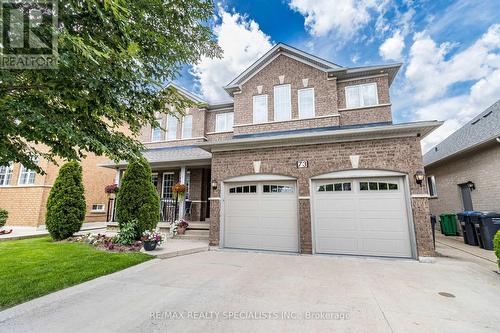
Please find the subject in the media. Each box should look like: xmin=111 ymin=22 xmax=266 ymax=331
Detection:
xmin=0 ymin=237 xmax=152 ymax=310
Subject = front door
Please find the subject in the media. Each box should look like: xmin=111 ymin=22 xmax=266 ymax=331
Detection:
xmin=459 ymin=184 xmax=473 ymax=211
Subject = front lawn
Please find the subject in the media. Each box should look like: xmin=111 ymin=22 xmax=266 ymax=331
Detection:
xmin=0 ymin=237 xmax=152 ymax=310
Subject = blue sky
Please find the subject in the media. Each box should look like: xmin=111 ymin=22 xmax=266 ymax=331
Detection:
xmin=177 ymin=0 xmax=500 ymax=152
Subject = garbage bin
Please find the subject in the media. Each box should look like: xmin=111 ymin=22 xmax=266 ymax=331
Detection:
xmin=430 ymin=215 xmax=437 ymax=249
xmin=474 ymin=212 xmax=500 ymax=250
xmin=457 ymin=211 xmax=481 ymax=246
xmin=439 ymin=213 xmax=458 ymax=236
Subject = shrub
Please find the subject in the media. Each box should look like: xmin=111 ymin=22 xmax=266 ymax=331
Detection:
xmin=45 ymin=161 xmax=86 ymax=240
xmin=0 ymin=208 xmax=8 ymax=228
xmin=494 ymin=230 xmax=500 ymax=270
xmin=117 ymin=219 xmax=139 ymax=245
xmin=115 ymin=157 xmax=160 ymax=239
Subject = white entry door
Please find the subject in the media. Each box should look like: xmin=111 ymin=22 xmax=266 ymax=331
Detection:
xmin=312 ymin=177 xmax=412 ymax=258
xmin=224 ymin=181 xmax=298 ymax=252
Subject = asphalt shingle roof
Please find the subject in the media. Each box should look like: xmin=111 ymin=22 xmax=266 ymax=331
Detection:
xmin=423 ymin=100 xmax=500 ymax=166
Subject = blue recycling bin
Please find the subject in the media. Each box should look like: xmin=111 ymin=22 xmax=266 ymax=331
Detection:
xmin=456 ymin=211 xmax=481 ymax=246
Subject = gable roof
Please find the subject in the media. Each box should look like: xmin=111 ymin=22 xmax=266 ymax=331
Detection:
xmin=423 ymin=100 xmax=500 ymax=166
xmin=224 ymin=43 xmax=401 ymax=96
xmin=165 ymin=82 xmax=207 ymax=104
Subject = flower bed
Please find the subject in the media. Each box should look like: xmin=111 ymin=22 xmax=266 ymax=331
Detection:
xmin=68 ymin=233 xmax=143 ymax=252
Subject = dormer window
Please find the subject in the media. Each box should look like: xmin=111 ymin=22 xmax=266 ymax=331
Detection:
xmin=151 ymin=117 xmax=163 ymax=142
xmin=216 ymin=112 xmax=234 ymax=132
xmin=345 ymin=83 xmax=378 ymax=108
xmin=253 ymin=95 xmax=268 ymax=124
xmin=274 ymin=84 xmax=291 ymax=121
xmin=182 ymin=115 xmax=193 ymax=139
xmin=167 ymin=115 xmax=178 ymax=140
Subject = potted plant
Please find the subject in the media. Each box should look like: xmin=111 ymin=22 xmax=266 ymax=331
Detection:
xmin=142 ymin=229 xmax=166 ymax=251
xmin=105 ymin=184 xmax=119 ymax=198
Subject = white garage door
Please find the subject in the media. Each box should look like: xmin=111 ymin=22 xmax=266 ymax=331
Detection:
xmin=224 ymin=181 xmax=298 ymax=252
xmin=312 ymin=177 xmax=412 ymax=258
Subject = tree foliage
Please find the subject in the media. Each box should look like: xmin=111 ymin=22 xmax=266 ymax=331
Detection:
xmin=115 ymin=157 xmax=160 ymax=239
xmin=0 ymin=0 xmax=221 ymax=172
xmin=45 ymin=161 xmax=86 ymax=240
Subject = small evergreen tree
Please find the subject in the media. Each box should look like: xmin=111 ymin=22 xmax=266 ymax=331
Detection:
xmin=45 ymin=161 xmax=86 ymax=240
xmin=115 ymin=157 xmax=160 ymax=239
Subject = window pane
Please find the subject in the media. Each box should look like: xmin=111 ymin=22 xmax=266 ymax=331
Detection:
xmin=325 ymin=184 xmax=334 ymax=191
xmin=343 ymin=183 xmax=352 ymax=191
xmin=250 ymin=185 xmax=257 ymax=193
xmin=346 ymin=86 xmax=361 ymax=108
xmin=298 ymin=88 xmax=314 ymax=119
xmin=369 ymin=182 xmax=378 ymax=190
xmin=0 ymin=164 xmax=13 ymax=186
xmin=229 ymin=188 xmax=235 ymax=193
xmin=216 ymin=114 xmax=226 ymax=132
xmin=378 ymin=182 xmax=388 ymax=190
xmin=318 ymin=185 xmax=325 ymax=192
xmin=362 ymin=83 xmax=378 ymax=106
xmin=227 ymin=113 xmax=234 ymax=130
xmin=151 ymin=118 xmax=162 ymax=141
xmin=253 ymin=95 xmax=268 ymax=123
xmin=334 ymin=183 xmax=342 ymax=191
xmin=162 ymin=174 xmax=174 ymax=199
xmin=360 ymin=182 xmax=368 ymax=191
xmin=263 ymin=185 xmax=270 ymax=193
xmin=182 ymin=115 xmax=193 ymax=139
xmin=274 ymin=85 xmax=291 ymax=121
xmin=167 ymin=115 xmax=177 ymax=140
xmin=388 ymin=183 xmax=398 ymax=190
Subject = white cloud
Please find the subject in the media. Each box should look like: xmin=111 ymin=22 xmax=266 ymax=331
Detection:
xmin=379 ymin=30 xmax=405 ymax=61
xmin=191 ymin=7 xmax=273 ymax=102
xmin=288 ymin=0 xmax=388 ymax=38
xmin=404 ymin=24 xmax=500 ymax=153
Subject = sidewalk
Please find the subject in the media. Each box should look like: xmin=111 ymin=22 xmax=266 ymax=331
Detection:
xmin=436 ymin=233 xmax=497 ymax=263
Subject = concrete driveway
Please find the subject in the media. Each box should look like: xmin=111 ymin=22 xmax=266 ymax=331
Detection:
xmin=1 ymin=244 xmax=499 ymax=333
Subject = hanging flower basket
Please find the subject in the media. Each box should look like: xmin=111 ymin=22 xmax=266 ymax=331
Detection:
xmin=105 ymin=184 xmax=119 ymax=198
xmin=172 ymin=183 xmax=187 ymax=201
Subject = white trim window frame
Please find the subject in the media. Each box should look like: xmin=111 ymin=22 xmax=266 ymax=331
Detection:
xmin=162 ymin=172 xmax=175 ymax=200
xmin=166 ymin=115 xmax=178 ymax=140
xmin=18 ymin=162 xmax=37 ymax=185
xmin=0 ymin=163 xmax=13 ymax=186
xmin=181 ymin=115 xmax=193 ymax=139
xmin=91 ymin=204 xmax=105 ymax=212
xmin=345 ymin=82 xmax=379 ymax=109
xmin=151 ymin=117 xmax=163 ymax=142
xmin=253 ymin=95 xmax=268 ymax=124
xmin=274 ymin=84 xmax=292 ymax=121
xmin=427 ymin=175 xmax=438 ymax=197
xmin=215 ymin=112 xmax=234 ymax=132
xmin=298 ymin=87 xmax=315 ymax=119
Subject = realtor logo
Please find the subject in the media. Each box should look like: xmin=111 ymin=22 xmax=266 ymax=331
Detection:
xmin=0 ymin=0 xmax=58 ymax=69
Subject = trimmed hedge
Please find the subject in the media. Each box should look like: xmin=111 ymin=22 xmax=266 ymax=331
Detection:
xmin=494 ymin=230 xmax=500 ymax=270
xmin=115 ymin=157 xmax=160 ymax=239
xmin=45 ymin=161 xmax=86 ymax=240
xmin=0 ymin=208 xmax=7 ymax=228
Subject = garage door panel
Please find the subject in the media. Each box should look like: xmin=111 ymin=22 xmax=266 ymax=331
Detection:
xmin=313 ymin=177 xmax=412 ymax=258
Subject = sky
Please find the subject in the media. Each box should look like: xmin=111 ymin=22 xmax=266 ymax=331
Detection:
xmin=176 ymin=0 xmax=500 ymax=153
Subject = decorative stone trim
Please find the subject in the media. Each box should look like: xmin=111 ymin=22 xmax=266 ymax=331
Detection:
xmin=338 ymin=103 xmax=391 ymax=112
xmin=233 ymin=114 xmax=340 ymax=128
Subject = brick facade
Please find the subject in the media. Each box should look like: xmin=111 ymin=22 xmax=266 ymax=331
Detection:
xmin=209 ymin=137 xmax=434 ymax=256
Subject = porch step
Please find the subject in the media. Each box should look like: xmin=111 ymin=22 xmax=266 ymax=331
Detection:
xmin=157 ymin=222 xmax=209 ymax=231
xmin=175 ymin=229 xmax=209 ymax=241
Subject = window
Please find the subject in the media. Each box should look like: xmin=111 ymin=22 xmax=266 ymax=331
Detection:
xmin=162 ymin=173 xmax=174 ymax=200
xmin=317 ymin=183 xmax=352 ymax=192
xmin=152 ymin=173 xmax=159 ymax=189
xmin=182 ymin=115 xmax=193 ymax=139
xmin=360 ymin=182 xmax=398 ymax=191
xmin=151 ymin=117 xmax=163 ymax=142
xmin=298 ymin=88 xmax=315 ymax=119
xmin=229 ymin=185 xmax=257 ymax=194
xmin=185 ymin=171 xmax=191 ymax=200
xmin=345 ymin=83 xmax=378 ymax=108
xmin=215 ymin=113 xmax=234 ymax=132
xmin=427 ymin=176 xmax=437 ymax=197
xmin=167 ymin=115 xmax=178 ymax=140
xmin=274 ymin=84 xmax=292 ymax=121
xmin=0 ymin=163 xmax=13 ymax=186
xmin=263 ymin=184 xmax=294 ymax=193
xmin=253 ymin=95 xmax=268 ymax=123
xmin=91 ymin=204 xmax=105 ymax=212
xmin=18 ymin=160 xmax=37 ymax=185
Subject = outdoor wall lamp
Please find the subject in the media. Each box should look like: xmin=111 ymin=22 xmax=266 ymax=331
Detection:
xmin=414 ymin=171 xmax=425 ymax=186
xmin=466 ymin=181 xmax=476 ymax=191
xmin=211 ymin=179 xmax=218 ymax=191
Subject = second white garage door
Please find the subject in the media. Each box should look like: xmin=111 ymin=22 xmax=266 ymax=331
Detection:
xmin=224 ymin=181 xmax=298 ymax=252
xmin=312 ymin=177 xmax=413 ymax=258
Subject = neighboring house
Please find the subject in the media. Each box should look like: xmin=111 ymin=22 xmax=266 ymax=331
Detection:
xmin=0 ymin=152 xmax=116 ymax=229
xmin=424 ymin=100 xmax=500 ymax=218
xmin=103 ymin=43 xmax=441 ymax=259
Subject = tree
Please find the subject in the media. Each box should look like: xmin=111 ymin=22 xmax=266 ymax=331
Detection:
xmin=0 ymin=0 xmax=221 ymax=173
xmin=115 ymin=157 xmax=160 ymax=239
xmin=45 ymin=161 xmax=86 ymax=240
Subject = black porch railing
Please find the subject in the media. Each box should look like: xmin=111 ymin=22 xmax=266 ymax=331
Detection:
xmin=107 ymin=197 xmax=182 ymax=223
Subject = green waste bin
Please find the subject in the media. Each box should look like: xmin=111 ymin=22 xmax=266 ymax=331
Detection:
xmin=439 ymin=213 xmax=458 ymax=236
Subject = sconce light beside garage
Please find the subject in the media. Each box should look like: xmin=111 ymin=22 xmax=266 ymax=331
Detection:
xmin=211 ymin=179 xmax=218 ymax=191
xmin=414 ymin=170 xmax=425 ymax=186
xmin=466 ymin=181 xmax=476 ymax=191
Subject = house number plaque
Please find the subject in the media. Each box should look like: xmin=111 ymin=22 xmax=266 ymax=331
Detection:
xmin=297 ymin=160 xmax=308 ymax=168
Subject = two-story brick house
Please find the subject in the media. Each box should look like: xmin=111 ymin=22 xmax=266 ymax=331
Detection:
xmin=104 ymin=43 xmax=442 ymax=259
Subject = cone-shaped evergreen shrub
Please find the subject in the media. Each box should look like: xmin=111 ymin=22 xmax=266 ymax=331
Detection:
xmin=46 ymin=161 xmax=86 ymax=240
xmin=115 ymin=157 xmax=160 ymax=239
